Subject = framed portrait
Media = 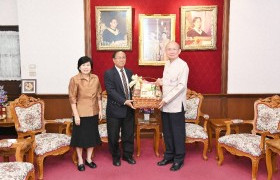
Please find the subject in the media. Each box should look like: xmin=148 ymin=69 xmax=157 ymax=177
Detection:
xmin=181 ymin=6 xmax=217 ymax=50
xmin=139 ymin=14 xmax=176 ymax=66
xmin=21 ymin=79 xmax=36 ymax=94
xmin=95 ymin=6 xmax=132 ymax=51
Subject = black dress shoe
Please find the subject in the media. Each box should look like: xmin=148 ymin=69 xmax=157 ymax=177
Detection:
xmin=122 ymin=157 xmax=136 ymax=164
xmin=77 ymin=164 xmax=85 ymax=171
xmin=85 ymin=160 xmax=97 ymax=168
xmin=157 ymin=159 xmax=174 ymax=166
xmin=170 ymin=162 xmax=184 ymax=171
xmin=113 ymin=159 xmax=121 ymax=166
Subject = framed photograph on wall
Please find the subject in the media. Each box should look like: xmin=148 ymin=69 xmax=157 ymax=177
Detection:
xmin=21 ymin=79 xmax=36 ymax=94
xmin=95 ymin=6 xmax=132 ymax=51
xmin=181 ymin=6 xmax=217 ymax=50
xmin=139 ymin=14 xmax=176 ymax=66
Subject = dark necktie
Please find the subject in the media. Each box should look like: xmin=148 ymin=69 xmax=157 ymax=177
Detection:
xmin=120 ymin=69 xmax=129 ymax=99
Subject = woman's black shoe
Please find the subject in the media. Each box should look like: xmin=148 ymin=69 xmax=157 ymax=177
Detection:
xmin=85 ymin=160 xmax=97 ymax=168
xmin=77 ymin=164 xmax=85 ymax=171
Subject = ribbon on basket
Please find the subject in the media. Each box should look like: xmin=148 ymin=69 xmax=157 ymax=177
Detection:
xmin=129 ymin=74 xmax=143 ymax=97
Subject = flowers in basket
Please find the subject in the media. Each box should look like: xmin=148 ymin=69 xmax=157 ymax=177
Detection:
xmin=0 ymin=85 xmax=8 ymax=106
xmin=129 ymin=74 xmax=143 ymax=97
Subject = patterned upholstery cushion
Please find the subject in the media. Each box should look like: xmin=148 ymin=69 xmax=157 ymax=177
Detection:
xmin=185 ymin=97 xmax=199 ymax=120
xmin=15 ymin=103 xmax=42 ymax=132
xmin=256 ymin=104 xmax=280 ymax=133
xmin=0 ymin=162 xmax=34 ymax=180
xmin=218 ymin=134 xmax=264 ymax=157
xmin=185 ymin=123 xmax=208 ymax=139
xmin=102 ymin=96 xmax=107 ymax=120
xmin=231 ymin=119 xmax=244 ymax=124
xmin=35 ymin=133 xmax=71 ymax=155
xmin=0 ymin=141 xmax=13 ymax=148
xmin=55 ymin=118 xmax=72 ymax=123
xmin=98 ymin=123 xmax=107 ymax=138
xmin=98 ymin=123 xmax=121 ymax=138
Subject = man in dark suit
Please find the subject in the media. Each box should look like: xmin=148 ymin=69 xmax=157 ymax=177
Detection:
xmin=104 ymin=51 xmax=136 ymax=166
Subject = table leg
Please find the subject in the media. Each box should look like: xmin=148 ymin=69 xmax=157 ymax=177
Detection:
xmin=266 ymin=146 xmax=273 ymax=180
xmin=136 ymin=125 xmax=141 ymax=157
xmin=215 ymin=128 xmax=222 ymax=160
xmin=154 ymin=126 xmax=160 ymax=157
xmin=208 ymin=124 xmax=213 ymax=152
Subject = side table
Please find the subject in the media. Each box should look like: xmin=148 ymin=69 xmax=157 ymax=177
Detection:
xmin=136 ymin=118 xmax=160 ymax=157
xmin=0 ymin=118 xmax=15 ymax=127
xmin=266 ymin=139 xmax=280 ymax=180
xmin=208 ymin=118 xmax=240 ymax=159
xmin=0 ymin=138 xmax=34 ymax=163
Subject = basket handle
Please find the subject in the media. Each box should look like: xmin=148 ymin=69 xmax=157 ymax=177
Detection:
xmin=142 ymin=77 xmax=157 ymax=82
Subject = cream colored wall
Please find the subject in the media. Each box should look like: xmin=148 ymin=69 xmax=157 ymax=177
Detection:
xmin=17 ymin=0 xmax=85 ymax=94
xmin=228 ymin=0 xmax=280 ymax=94
xmin=0 ymin=0 xmax=18 ymax=25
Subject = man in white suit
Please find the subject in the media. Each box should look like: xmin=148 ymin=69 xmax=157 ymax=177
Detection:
xmin=156 ymin=41 xmax=189 ymax=171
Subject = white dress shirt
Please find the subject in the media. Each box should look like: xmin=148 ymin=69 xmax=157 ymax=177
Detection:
xmin=115 ymin=66 xmax=130 ymax=99
xmin=162 ymin=57 xmax=189 ymax=113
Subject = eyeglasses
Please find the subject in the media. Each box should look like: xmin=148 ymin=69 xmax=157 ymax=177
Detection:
xmin=115 ymin=56 xmax=126 ymax=60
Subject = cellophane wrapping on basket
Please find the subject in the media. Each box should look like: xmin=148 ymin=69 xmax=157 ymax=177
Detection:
xmin=129 ymin=74 xmax=162 ymax=108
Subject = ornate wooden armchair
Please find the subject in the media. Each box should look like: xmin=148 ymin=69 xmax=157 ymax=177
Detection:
xmin=217 ymin=95 xmax=280 ymax=180
xmin=97 ymin=91 xmax=122 ymax=143
xmin=98 ymin=91 xmax=109 ymax=143
xmin=185 ymin=89 xmax=209 ymax=160
xmin=0 ymin=162 xmax=35 ymax=180
xmin=10 ymin=94 xmax=72 ymax=180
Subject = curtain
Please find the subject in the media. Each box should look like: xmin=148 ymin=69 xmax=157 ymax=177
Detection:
xmin=0 ymin=31 xmax=21 ymax=80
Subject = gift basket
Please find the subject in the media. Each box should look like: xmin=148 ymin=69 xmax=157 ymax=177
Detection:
xmin=129 ymin=74 xmax=162 ymax=108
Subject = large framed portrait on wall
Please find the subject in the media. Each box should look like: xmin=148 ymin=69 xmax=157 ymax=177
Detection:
xmin=181 ymin=6 xmax=217 ymax=50
xmin=95 ymin=6 xmax=132 ymax=50
xmin=139 ymin=14 xmax=176 ymax=66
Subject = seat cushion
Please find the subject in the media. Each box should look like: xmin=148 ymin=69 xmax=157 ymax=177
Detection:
xmin=15 ymin=103 xmax=43 ymax=132
xmin=0 ymin=162 xmax=34 ymax=180
xmin=218 ymin=133 xmax=263 ymax=157
xmin=185 ymin=123 xmax=208 ymax=139
xmin=35 ymin=133 xmax=71 ymax=155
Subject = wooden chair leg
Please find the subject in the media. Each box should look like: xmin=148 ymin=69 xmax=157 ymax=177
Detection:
xmin=29 ymin=169 xmax=35 ymax=180
xmin=37 ymin=156 xmax=45 ymax=180
xmin=27 ymin=146 xmax=34 ymax=164
xmin=217 ymin=144 xmax=224 ymax=166
xmin=72 ymin=149 xmax=78 ymax=165
xmin=251 ymin=158 xmax=259 ymax=180
xmin=202 ymin=140 xmax=208 ymax=160
xmin=272 ymin=153 xmax=278 ymax=173
xmin=266 ymin=148 xmax=273 ymax=180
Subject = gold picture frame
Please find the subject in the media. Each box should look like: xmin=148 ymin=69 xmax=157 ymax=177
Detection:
xmin=139 ymin=14 xmax=176 ymax=66
xmin=181 ymin=6 xmax=217 ymax=50
xmin=95 ymin=6 xmax=132 ymax=51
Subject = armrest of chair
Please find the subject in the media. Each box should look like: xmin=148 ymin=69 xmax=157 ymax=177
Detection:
xmin=45 ymin=119 xmax=72 ymax=136
xmin=224 ymin=119 xmax=253 ymax=135
xmin=199 ymin=113 xmax=209 ymax=132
